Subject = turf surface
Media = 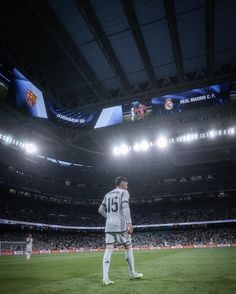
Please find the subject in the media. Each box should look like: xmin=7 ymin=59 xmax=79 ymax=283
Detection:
xmin=0 ymin=248 xmax=236 ymax=294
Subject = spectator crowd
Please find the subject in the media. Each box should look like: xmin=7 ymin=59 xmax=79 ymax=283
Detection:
xmin=0 ymin=227 xmax=235 ymax=251
xmin=1 ymin=188 xmax=235 ymax=226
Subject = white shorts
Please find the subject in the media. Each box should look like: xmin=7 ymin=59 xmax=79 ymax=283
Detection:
xmin=105 ymin=232 xmax=131 ymax=246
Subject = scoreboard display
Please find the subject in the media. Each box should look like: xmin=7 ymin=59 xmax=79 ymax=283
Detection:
xmin=13 ymin=68 xmax=48 ymax=119
xmin=0 ymin=63 xmax=232 ymax=129
xmin=94 ymin=83 xmax=229 ymax=129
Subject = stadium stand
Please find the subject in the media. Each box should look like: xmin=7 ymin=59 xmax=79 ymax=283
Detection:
xmin=0 ymin=184 xmax=236 ymax=226
xmin=0 ymin=227 xmax=235 ymax=251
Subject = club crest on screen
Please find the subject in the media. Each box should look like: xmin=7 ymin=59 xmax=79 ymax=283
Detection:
xmin=164 ymin=98 xmax=173 ymax=110
xmin=26 ymin=90 xmax=37 ymax=107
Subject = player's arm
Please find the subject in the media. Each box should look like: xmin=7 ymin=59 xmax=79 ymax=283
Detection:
xmin=122 ymin=191 xmax=133 ymax=234
xmin=98 ymin=197 xmax=107 ymax=218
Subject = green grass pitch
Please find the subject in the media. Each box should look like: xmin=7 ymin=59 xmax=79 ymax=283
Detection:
xmin=0 ymin=248 xmax=236 ymax=294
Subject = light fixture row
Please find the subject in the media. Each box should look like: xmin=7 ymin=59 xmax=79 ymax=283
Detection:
xmin=0 ymin=133 xmax=37 ymax=154
xmin=113 ymin=127 xmax=235 ymax=156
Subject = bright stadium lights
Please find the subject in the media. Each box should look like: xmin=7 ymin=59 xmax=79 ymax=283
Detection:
xmin=113 ymin=146 xmax=121 ymax=156
xmin=5 ymin=136 xmax=12 ymax=144
xmin=140 ymin=140 xmax=150 ymax=151
xmin=19 ymin=142 xmax=25 ymax=148
xmin=24 ymin=143 xmax=37 ymax=154
xmin=185 ymin=134 xmax=192 ymax=142
xmin=133 ymin=140 xmax=150 ymax=152
xmin=228 ymin=127 xmax=235 ymax=135
xmin=156 ymin=136 xmax=168 ymax=149
xmin=185 ymin=133 xmax=198 ymax=142
xmin=208 ymin=129 xmax=217 ymax=138
xmin=113 ymin=144 xmax=129 ymax=156
xmin=119 ymin=144 xmax=129 ymax=155
xmin=110 ymin=126 xmax=236 ymax=156
xmin=133 ymin=142 xmax=141 ymax=151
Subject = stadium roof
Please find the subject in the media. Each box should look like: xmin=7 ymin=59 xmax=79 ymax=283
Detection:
xmin=1 ymin=0 xmax=236 ymax=110
xmin=0 ymin=0 xmax=236 ymax=169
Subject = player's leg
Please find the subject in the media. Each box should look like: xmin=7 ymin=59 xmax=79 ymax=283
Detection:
xmin=26 ymin=250 xmax=31 ymax=260
xmin=125 ymin=243 xmax=135 ymax=276
xmin=103 ymin=234 xmax=115 ymax=285
xmin=122 ymin=233 xmax=143 ymax=280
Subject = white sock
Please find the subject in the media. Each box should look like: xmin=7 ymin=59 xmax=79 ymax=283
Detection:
xmin=125 ymin=248 xmax=135 ymax=276
xmin=26 ymin=253 xmax=30 ymax=260
xmin=103 ymin=248 xmax=113 ymax=281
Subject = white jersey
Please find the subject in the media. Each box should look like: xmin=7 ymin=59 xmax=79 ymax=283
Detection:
xmin=131 ymin=107 xmax=135 ymax=121
xmin=26 ymin=238 xmax=33 ymax=251
xmin=101 ymin=188 xmax=130 ymax=233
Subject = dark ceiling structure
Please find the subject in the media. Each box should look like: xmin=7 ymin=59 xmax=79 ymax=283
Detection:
xmin=0 ymin=0 xmax=236 ymax=110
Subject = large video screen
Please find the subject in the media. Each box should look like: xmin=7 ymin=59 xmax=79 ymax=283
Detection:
xmin=50 ymin=103 xmax=97 ymax=128
xmin=94 ymin=83 xmax=229 ymax=129
xmin=94 ymin=100 xmax=152 ymax=129
xmin=122 ymin=100 xmax=152 ymax=123
xmin=94 ymin=105 xmax=122 ymax=129
xmin=152 ymin=84 xmax=229 ymax=116
xmin=13 ymin=68 xmax=48 ymax=118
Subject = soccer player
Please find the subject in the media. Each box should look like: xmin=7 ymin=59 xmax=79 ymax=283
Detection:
xmin=131 ymin=107 xmax=135 ymax=121
xmin=25 ymin=234 xmax=33 ymax=261
xmin=98 ymin=176 xmax=143 ymax=286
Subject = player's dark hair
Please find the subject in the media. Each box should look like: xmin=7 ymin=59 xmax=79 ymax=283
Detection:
xmin=115 ymin=176 xmax=128 ymax=187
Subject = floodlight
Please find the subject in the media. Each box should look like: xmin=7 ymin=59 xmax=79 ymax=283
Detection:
xmin=194 ymin=133 xmax=199 ymax=140
xmin=156 ymin=136 xmax=168 ymax=149
xmin=113 ymin=146 xmax=120 ymax=156
xmin=113 ymin=144 xmax=129 ymax=156
xmin=186 ymin=134 xmax=193 ymax=142
xmin=228 ymin=127 xmax=235 ymax=135
xmin=185 ymin=133 xmax=197 ymax=142
xmin=5 ymin=136 xmax=12 ymax=144
xmin=140 ymin=140 xmax=150 ymax=151
xmin=133 ymin=143 xmax=140 ymax=151
xmin=183 ymin=135 xmax=187 ymax=142
xmin=209 ymin=130 xmax=217 ymax=138
xmin=25 ymin=143 xmax=37 ymax=154
xmin=133 ymin=141 xmax=149 ymax=152
xmin=119 ymin=144 xmax=129 ymax=155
